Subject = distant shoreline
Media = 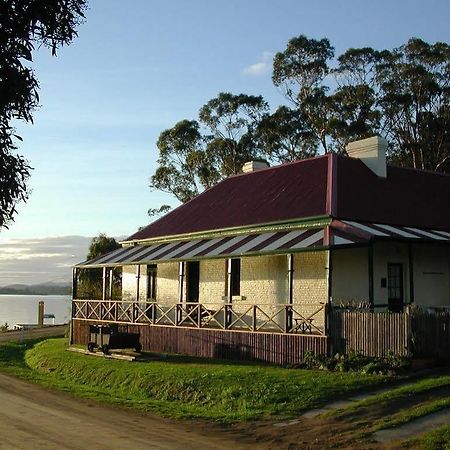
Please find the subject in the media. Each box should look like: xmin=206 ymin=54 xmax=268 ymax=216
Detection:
xmin=0 ymin=286 xmax=71 ymax=296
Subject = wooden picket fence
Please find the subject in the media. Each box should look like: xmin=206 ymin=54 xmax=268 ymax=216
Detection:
xmin=329 ymin=308 xmax=450 ymax=358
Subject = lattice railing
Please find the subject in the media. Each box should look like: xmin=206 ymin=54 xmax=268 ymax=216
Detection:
xmin=71 ymin=300 xmax=326 ymax=335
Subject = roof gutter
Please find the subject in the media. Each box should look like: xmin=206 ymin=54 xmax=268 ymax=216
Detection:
xmin=120 ymin=215 xmax=332 ymax=246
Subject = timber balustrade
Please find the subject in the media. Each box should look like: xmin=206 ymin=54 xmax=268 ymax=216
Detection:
xmin=72 ymin=300 xmax=326 ymax=335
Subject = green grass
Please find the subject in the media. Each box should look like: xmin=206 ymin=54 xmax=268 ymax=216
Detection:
xmin=0 ymin=338 xmax=388 ymax=422
xmin=373 ymin=396 xmax=450 ymax=431
xmin=403 ymin=424 xmax=450 ymax=450
xmin=327 ymin=374 xmax=450 ymax=417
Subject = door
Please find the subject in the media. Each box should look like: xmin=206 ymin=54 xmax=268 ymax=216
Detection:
xmin=186 ymin=261 xmax=200 ymax=302
xmin=388 ymin=263 xmax=404 ymax=312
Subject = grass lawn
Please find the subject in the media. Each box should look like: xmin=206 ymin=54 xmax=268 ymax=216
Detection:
xmin=402 ymin=425 xmax=450 ymax=450
xmin=0 ymin=337 xmax=389 ymax=422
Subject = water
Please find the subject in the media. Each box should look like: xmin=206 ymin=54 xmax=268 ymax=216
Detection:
xmin=0 ymin=295 xmax=71 ymax=328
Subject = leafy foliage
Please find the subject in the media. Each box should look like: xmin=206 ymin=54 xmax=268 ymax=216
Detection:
xmin=0 ymin=0 xmax=87 ymax=229
xmin=78 ymin=233 xmax=121 ymax=299
xmin=150 ymin=36 xmax=449 ymax=210
xmin=274 ymin=35 xmax=450 ymax=167
xmin=150 ymin=93 xmax=268 ymax=203
xmin=296 ymin=350 xmax=411 ymax=375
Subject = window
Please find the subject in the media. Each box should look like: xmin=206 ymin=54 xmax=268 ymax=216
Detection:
xmin=230 ymin=258 xmax=240 ymax=297
xmin=186 ymin=261 xmax=200 ymax=302
xmin=147 ymin=264 xmax=157 ymax=300
xmin=388 ymin=263 xmax=404 ymax=312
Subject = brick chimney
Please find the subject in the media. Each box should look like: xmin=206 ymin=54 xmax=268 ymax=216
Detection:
xmin=242 ymin=160 xmax=270 ymax=173
xmin=346 ymin=136 xmax=388 ymax=177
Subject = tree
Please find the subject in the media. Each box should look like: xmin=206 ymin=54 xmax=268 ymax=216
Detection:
xmin=272 ymin=35 xmax=334 ymax=153
xmin=272 ymin=35 xmax=450 ymax=170
xmin=255 ymin=106 xmax=318 ymax=163
xmin=375 ymin=39 xmax=450 ymax=171
xmin=150 ymin=93 xmax=268 ymax=204
xmin=78 ymin=233 xmax=121 ymax=299
xmin=0 ymin=0 xmax=87 ymax=229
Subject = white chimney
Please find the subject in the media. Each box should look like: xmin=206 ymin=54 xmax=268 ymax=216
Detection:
xmin=346 ymin=136 xmax=388 ymax=177
xmin=242 ymin=160 xmax=270 ymax=173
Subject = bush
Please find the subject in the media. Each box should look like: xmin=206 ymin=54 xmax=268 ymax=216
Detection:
xmin=0 ymin=323 xmax=9 ymax=333
xmin=296 ymin=350 xmax=410 ymax=375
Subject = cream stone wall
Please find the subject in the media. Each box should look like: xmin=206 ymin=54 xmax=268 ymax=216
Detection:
xmin=414 ymin=244 xmax=450 ymax=307
xmin=199 ymin=259 xmax=226 ymax=307
xmin=331 ymin=242 xmax=450 ymax=308
xmin=156 ymin=262 xmax=180 ymax=305
xmin=292 ymin=251 xmax=328 ymax=330
xmin=240 ymin=255 xmax=288 ymax=304
xmin=332 ymin=247 xmax=369 ymax=304
xmin=122 ymin=265 xmax=148 ymax=301
xmin=120 ymin=252 xmax=330 ymax=331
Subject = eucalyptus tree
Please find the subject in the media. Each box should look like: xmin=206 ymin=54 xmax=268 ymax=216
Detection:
xmin=0 ymin=0 xmax=87 ymax=229
xmin=150 ymin=93 xmax=269 ymax=205
xmin=272 ymin=36 xmax=450 ymax=171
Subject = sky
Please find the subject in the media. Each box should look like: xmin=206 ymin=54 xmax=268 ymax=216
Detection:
xmin=0 ymin=0 xmax=449 ymax=285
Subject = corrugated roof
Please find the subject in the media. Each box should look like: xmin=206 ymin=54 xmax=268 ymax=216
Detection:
xmin=127 ymin=153 xmax=450 ymax=243
xmin=128 ymin=155 xmax=330 ymax=241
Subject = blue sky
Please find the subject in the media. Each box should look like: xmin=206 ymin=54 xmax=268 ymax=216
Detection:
xmin=0 ymin=0 xmax=449 ymax=284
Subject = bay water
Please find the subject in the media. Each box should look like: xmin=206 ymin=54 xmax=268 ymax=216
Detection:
xmin=0 ymin=295 xmax=71 ymax=328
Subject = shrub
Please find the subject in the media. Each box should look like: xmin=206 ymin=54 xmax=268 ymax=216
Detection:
xmin=295 ymin=350 xmax=410 ymax=375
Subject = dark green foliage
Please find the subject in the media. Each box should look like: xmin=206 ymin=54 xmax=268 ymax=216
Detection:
xmin=150 ymin=37 xmax=449 ymax=210
xmin=255 ymin=106 xmax=318 ymax=163
xmin=78 ymin=233 xmax=121 ymax=299
xmin=274 ymin=35 xmax=450 ymax=168
xmin=297 ymin=350 xmax=411 ymax=375
xmin=150 ymin=93 xmax=268 ymax=204
xmin=0 ymin=0 xmax=87 ymax=229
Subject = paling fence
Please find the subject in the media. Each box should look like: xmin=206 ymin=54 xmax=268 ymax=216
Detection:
xmin=71 ymin=300 xmax=450 ymax=361
xmin=329 ymin=307 xmax=450 ymax=358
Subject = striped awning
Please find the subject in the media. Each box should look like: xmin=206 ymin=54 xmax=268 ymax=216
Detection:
xmin=76 ymin=227 xmax=325 ymax=268
xmin=330 ymin=220 xmax=450 ymax=246
xmin=76 ymin=221 xmax=450 ymax=268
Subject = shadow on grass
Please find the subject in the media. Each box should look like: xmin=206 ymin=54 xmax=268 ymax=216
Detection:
xmin=0 ymin=337 xmax=62 ymax=370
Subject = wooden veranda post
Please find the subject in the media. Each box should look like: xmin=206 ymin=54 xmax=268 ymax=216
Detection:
xmin=177 ymin=262 xmax=185 ymax=325
xmin=109 ymin=268 xmax=114 ymax=300
xmin=102 ymin=267 xmax=107 ymax=301
xmin=72 ymin=267 xmax=78 ymax=299
xmin=368 ymin=244 xmax=374 ymax=309
xmin=70 ymin=267 xmax=78 ymax=345
xmin=135 ymin=265 xmax=141 ymax=323
xmin=408 ymin=243 xmax=415 ymax=303
xmin=226 ymin=259 xmax=232 ymax=329
xmin=286 ymin=254 xmax=294 ymax=331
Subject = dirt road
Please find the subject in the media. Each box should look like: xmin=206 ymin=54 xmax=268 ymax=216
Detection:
xmin=0 ymin=373 xmax=261 ymax=450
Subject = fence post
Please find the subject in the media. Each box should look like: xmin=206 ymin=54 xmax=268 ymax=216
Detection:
xmin=325 ymin=304 xmax=332 ymax=356
xmin=252 ymin=305 xmax=257 ymax=331
xmin=406 ymin=304 xmax=413 ymax=357
xmin=224 ymin=304 xmax=229 ymax=330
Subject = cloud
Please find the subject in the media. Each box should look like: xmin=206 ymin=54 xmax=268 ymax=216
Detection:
xmin=0 ymin=236 xmax=92 ymax=286
xmin=242 ymin=51 xmax=274 ymax=77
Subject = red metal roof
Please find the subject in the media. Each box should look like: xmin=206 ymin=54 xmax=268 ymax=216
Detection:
xmin=335 ymin=157 xmax=450 ymax=231
xmin=128 ymin=155 xmax=329 ymax=241
xmin=127 ymin=153 xmax=450 ymax=242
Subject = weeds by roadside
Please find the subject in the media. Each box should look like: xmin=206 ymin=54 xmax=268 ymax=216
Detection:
xmin=293 ymin=350 xmax=411 ymax=375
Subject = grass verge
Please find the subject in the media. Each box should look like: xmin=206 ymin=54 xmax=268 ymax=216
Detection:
xmin=326 ymin=374 xmax=450 ymax=417
xmin=373 ymin=396 xmax=450 ymax=431
xmin=0 ymin=337 xmax=388 ymax=422
xmin=402 ymin=424 xmax=450 ymax=450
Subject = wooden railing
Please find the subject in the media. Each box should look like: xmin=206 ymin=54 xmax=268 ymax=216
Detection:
xmin=72 ymin=300 xmax=326 ymax=335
